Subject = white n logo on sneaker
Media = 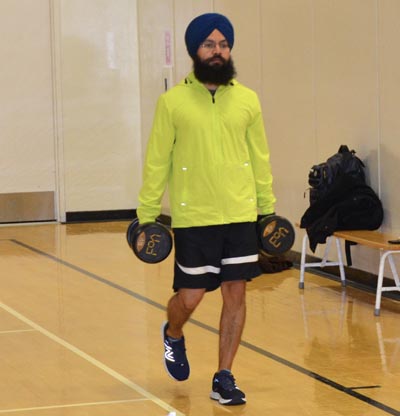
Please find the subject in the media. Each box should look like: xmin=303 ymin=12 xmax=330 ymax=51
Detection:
xmin=164 ymin=342 xmax=175 ymax=362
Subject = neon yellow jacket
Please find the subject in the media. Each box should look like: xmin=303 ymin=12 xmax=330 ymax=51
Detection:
xmin=137 ymin=72 xmax=276 ymax=228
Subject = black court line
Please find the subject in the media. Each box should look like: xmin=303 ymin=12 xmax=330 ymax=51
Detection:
xmin=348 ymin=385 xmax=381 ymax=390
xmin=9 ymin=239 xmax=400 ymax=416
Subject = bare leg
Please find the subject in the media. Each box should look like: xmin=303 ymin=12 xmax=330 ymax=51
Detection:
xmin=218 ymin=280 xmax=246 ymax=371
xmin=166 ymin=288 xmax=206 ymax=338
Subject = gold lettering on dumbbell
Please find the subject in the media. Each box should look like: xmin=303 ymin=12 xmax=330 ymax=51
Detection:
xmin=146 ymin=233 xmax=162 ymax=256
xmin=269 ymin=227 xmax=290 ymax=248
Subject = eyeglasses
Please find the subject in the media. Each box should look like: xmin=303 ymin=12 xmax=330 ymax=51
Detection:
xmin=199 ymin=40 xmax=230 ymax=51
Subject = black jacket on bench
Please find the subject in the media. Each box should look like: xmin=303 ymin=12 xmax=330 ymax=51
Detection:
xmin=300 ymin=174 xmax=384 ymax=252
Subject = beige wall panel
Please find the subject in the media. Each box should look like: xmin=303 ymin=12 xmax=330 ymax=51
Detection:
xmin=313 ymin=0 xmax=379 ymax=181
xmin=260 ymin=0 xmax=315 ymax=234
xmin=137 ymin=0 xmax=174 ymax=160
xmin=58 ymin=0 xmax=141 ymax=212
xmin=373 ymin=0 xmax=400 ymax=279
xmin=378 ymin=0 xmax=400 ymax=235
xmin=312 ymin=0 xmax=380 ymax=271
xmin=0 ymin=0 xmax=55 ymax=194
xmin=215 ymin=0 xmax=263 ymax=94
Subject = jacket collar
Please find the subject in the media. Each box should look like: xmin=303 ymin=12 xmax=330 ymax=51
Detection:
xmin=183 ymin=72 xmax=237 ymax=91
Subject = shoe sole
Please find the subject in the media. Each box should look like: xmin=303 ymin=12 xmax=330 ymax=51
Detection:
xmin=210 ymin=391 xmax=246 ymax=406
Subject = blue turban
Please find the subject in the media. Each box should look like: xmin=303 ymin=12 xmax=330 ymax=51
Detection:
xmin=184 ymin=13 xmax=234 ymax=59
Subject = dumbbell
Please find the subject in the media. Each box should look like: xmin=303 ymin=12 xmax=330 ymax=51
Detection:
xmin=126 ymin=219 xmax=173 ymax=264
xmin=257 ymin=214 xmax=295 ymax=255
xmin=127 ymin=214 xmax=295 ymax=264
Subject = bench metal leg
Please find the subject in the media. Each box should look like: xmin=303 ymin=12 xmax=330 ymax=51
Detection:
xmin=335 ymin=237 xmax=346 ymax=286
xmin=299 ymin=233 xmax=346 ymax=289
xmin=388 ymin=254 xmax=400 ymax=287
xmin=374 ymin=252 xmax=387 ymax=316
xmin=299 ymin=233 xmax=307 ymax=289
xmin=375 ymin=251 xmax=400 ymax=316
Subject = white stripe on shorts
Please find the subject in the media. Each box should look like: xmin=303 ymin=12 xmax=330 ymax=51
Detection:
xmin=176 ymin=262 xmax=221 ymax=275
xmin=221 ymin=254 xmax=259 ymax=265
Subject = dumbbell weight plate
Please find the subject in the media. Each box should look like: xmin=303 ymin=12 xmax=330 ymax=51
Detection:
xmin=258 ymin=215 xmax=295 ymax=255
xmin=126 ymin=219 xmax=139 ymax=249
xmin=126 ymin=219 xmax=173 ymax=263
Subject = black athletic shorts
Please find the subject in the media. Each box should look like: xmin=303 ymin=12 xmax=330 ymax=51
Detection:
xmin=172 ymin=222 xmax=262 ymax=292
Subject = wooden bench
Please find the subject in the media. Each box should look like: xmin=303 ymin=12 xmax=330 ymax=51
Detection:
xmin=298 ymin=228 xmax=400 ymax=316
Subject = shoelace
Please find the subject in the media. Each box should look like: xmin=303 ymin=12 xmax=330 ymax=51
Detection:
xmin=217 ymin=373 xmax=237 ymax=391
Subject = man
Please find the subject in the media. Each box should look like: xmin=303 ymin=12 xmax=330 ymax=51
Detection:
xmin=137 ymin=13 xmax=275 ymax=406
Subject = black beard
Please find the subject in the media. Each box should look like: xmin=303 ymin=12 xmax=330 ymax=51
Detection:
xmin=193 ymin=55 xmax=237 ymax=85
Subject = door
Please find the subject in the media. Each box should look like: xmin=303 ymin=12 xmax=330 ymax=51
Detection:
xmin=0 ymin=0 xmax=56 ymax=223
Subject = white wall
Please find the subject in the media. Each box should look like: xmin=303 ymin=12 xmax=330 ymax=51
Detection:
xmin=53 ymin=0 xmax=142 ymax=218
xmin=0 ymin=1 xmax=55 ymax=193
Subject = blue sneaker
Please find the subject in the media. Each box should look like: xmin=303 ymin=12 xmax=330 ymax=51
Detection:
xmin=161 ymin=321 xmax=190 ymax=381
xmin=210 ymin=370 xmax=246 ymax=405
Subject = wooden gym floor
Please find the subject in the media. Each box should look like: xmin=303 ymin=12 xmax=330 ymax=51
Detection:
xmin=0 ymin=221 xmax=400 ymax=416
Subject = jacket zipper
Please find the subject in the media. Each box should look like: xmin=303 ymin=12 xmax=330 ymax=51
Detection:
xmin=210 ymin=90 xmax=224 ymax=221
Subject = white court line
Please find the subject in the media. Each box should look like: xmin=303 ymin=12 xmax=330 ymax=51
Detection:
xmin=0 ymin=329 xmax=36 ymax=335
xmin=0 ymin=301 xmax=184 ymax=416
xmin=0 ymin=398 xmax=147 ymax=414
